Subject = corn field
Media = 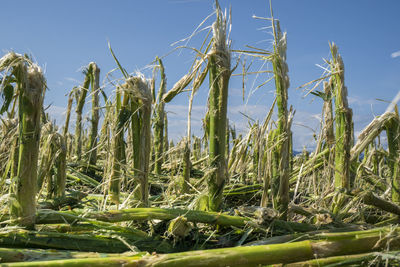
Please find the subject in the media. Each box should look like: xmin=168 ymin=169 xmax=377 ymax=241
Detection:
xmin=1 ymin=2 xmax=400 ymax=266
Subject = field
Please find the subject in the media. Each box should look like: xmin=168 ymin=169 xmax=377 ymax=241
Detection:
xmin=0 ymin=1 xmax=400 ymax=266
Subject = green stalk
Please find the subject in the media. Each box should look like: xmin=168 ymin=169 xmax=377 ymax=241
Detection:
xmin=86 ymin=63 xmax=100 ymax=168
xmin=362 ymin=191 xmax=400 ymax=216
xmin=126 ymin=122 xmax=133 ymax=167
xmin=283 ymin=252 xmax=374 ymax=266
xmin=74 ymin=63 xmax=93 ymax=161
xmin=37 ymin=133 xmax=55 ymax=193
xmin=193 ymin=136 xmax=201 ymax=161
xmin=386 ymin=112 xmax=400 ymax=202
xmin=322 ymin=81 xmax=334 ymax=145
xmin=131 ymin=97 xmax=141 ymax=180
xmin=271 ymin=19 xmax=290 ymax=219
xmin=16 ymin=65 xmax=45 ymax=228
xmin=37 ymin=130 xmax=67 ymax=199
xmin=226 ymin=119 xmax=230 ymax=161
xmin=163 ymin=113 xmax=169 ymax=154
xmin=0 ymin=229 xmax=138 ymax=253
xmin=67 ymin=167 xmax=100 ymax=187
xmin=322 ymin=81 xmax=334 ymax=182
xmin=269 ymin=129 xmax=280 ymax=203
xmin=252 ymin=123 xmax=260 ymax=184
xmin=108 ymin=86 xmax=129 ymax=204
xmin=207 ymin=3 xmax=231 ymax=211
xmin=0 ymin=256 xmax=144 ymax=266
xmin=0 ymin=247 xmax=143 ymax=264
xmin=54 ymin=133 xmax=67 ymax=198
xmin=62 ymin=90 xmax=74 ymax=138
xmin=128 ymin=76 xmax=152 ymax=206
xmin=7 ymin=227 xmax=400 ymax=267
xmin=0 ymin=53 xmax=46 ymax=229
xmin=330 ymin=43 xmax=353 ymax=191
xmin=0 ymin=122 xmax=18 ymax=188
xmin=10 ymin=134 xmax=19 ymax=182
xmin=35 ymin=207 xmax=253 ymax=227
xmin=39 ymin=191 xmax=87 ymax=210
xmin=288 ymin=129 xmax=293 ymax=173
xmin=25 ymin=226 xmax=400 ymax=267
xmin=180 ymin=139 xmax=191 ymax=193
xmin=153 ymin=57 xmax=166 ymax=175
xmin=99 ymin=99 xmax=112 ymax=190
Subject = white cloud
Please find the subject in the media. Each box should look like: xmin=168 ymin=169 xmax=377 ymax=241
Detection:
xmin=166 ymin=104 xmax=206 ymax=121
xmin=391 ymin=50 xmax=400 ymax=58
xmin=64 ymin=77 xmax=81 ymax=84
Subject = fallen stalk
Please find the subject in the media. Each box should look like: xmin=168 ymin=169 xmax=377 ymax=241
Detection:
xmin=35 ymin=208 xmax=254 ymax=228
xmin=0 ymin=247 xmax=146 ymax=263
xmin=362 ymin=191 xmax=400 ymax=216
xmin=0 ymin=228 xmax=171 ymax=254
xmin=5 ymin=226 xmax=400 ymax=267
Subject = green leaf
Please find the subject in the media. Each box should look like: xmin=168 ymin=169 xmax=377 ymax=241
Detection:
xmin=310 ymin=90 xmax=328 ymax=101
xmin=1 ymin=84 xmax=14 ymax=114
xmin=108 ymin=42 xmax=129 ymax=79
xmin=100 ymin=89 xmax=108 ymax=104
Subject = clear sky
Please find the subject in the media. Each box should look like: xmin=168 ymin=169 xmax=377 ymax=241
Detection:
xmin=1 ymin=0 xmax=400 ymax=150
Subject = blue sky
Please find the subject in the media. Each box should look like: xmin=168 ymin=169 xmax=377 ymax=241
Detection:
xmin=1 ymin=0 xmax=400 ymax=150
